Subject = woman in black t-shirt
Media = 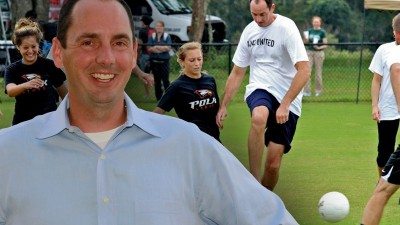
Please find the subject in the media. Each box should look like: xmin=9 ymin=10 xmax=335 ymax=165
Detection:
xmin=154 ymin=42 xmax=221 ymax=141
xmin=4 ymin=18 xmax=67 ymax=125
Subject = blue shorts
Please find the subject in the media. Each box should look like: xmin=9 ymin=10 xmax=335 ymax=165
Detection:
xmin=246 ymin=89 xmax=299 ymax=153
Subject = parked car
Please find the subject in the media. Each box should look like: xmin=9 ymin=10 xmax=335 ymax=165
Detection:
xmin=129 ymin=0 xmax=227 ymax=43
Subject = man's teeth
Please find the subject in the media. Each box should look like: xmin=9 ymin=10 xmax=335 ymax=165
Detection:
xmin=92 ymin=73 xmax=114 ymax=81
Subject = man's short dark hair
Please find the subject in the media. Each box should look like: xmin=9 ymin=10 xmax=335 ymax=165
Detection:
xmin=57 ymin=0 xmax=135 ymax=48
xmin=249 ymin=0 xmax=273 ymax=8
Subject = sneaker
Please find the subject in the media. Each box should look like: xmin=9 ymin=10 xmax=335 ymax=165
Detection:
xmin=315 ymin=92 xmax=321 ymax=97
xmin=303 ymin=92 xmax=311 ymax=97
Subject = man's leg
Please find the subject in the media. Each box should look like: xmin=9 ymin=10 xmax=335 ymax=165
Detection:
xmin=361 ymin=179 xmax=399 ymax=225
xmin=314 ymin=51 xmax=325 ymax=95
xmin=304 ymin=51 xmax=314 ymax=95
xmin=248 ymin=106 xmax=269 ymax=181
xmin=376 ymin=120 xmax=399 ymax=177
xmin=151 ymin=62 xmax=163 ymax=100
xmin=261 ymin=141 xmax=284 ymax=191
xmin=160 ymin=61 xmax=170 ymax=92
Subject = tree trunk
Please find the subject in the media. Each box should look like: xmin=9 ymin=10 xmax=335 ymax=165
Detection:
xmin=35 ymin=0 xmax=50 ymax=22
xmin=10 ymin=0 xmax=50 ymax=26
xmin=190 ymin=0 xmax=205 ymax=42
xmin=10 ymin=0 xmax=33 ymax=26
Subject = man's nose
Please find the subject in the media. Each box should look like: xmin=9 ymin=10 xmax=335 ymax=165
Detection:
xmin=96 ymin=44 xmax=116 ymax=66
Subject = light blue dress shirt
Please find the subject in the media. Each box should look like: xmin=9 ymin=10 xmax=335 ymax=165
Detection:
xmin=0 ymin=94 xmax=298 ymax=225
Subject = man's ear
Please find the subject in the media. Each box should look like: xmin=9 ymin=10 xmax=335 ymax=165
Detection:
xmin=270 ymin=3 xmax=276 ymax=13
xmin=51 ymin=37 xmax=64 ymax=69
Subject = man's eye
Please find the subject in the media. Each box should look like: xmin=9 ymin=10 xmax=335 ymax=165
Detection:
xmin=114 ymin=41 xmax=129 ymax=48
xmin=82 ymin=40 xmax=93 ymax=46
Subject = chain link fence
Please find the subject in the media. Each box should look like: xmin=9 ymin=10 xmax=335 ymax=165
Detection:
xmin=131 ymin=42 xmax=381 ymax=104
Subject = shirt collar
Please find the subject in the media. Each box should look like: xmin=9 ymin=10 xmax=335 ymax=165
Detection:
xmin=37 ymin=93 xmax=161 ymax=139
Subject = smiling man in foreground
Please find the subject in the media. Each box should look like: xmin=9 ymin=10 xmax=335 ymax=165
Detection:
xmin=0 ymin=0 xmax=298 ymax=224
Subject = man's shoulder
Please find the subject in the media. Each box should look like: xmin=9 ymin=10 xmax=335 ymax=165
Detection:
xmin=243 ymin=21 xmax=257 ymax=32
xmin=0 ymin=116 xmax=48 ymax=156
xmin=374 ymin=42 xmax=397 ymax=61
xmin=145 ymin=109 xmax=197 ymax=129
xmin=377 ymin=42 xmax=396 ymax=52
xmin=0 ymin=115 xmax=47 ymax=139
xmin=138 ymin=109 xmax=209 ymax=138
xmin=275 ymin=14 xmax=296 ymax=26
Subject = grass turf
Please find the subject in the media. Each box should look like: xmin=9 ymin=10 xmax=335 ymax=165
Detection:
xmin=222 ymin=102 xmax=400 ymax=225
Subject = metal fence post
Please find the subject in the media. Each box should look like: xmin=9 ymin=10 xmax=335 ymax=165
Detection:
xmin=356 ymin=8 xmax=367 ymax=104
xmin=228 ymin=42 xmax=232 ymax=75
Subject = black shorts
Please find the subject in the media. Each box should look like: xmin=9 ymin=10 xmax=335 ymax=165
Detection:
xmin=246 ymin=89 xmax=299 ymax=153
xmin=382 ymin=147 xmax=400 ymax=185
xmin=376 ymin=119 xmax=399 ymax=167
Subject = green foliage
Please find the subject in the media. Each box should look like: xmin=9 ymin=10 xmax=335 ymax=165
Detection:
xmin=364 ymin=10 xmax=399 ymax=43
xmin=167 ymin=0 xmax=398 ymax=45
xmin=306 ymin=0 xmax=359 ymax=42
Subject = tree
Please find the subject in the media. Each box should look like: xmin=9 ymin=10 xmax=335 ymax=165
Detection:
xmin=10 ymin=0 xmax=49 ymax=25
xmin=35 ymin=0 xmax=50 ymax=22
xmin=190 ymin=0 xmax=206 ymax=42
xmin=306 ymin=0 xmax=358 ymax=42
xmin=208 ymin=0 xmax=251 ymax=42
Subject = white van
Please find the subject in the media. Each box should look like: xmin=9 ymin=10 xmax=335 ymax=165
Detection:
xmin=128 ymin=0 xmax=227 ymax=43
xmin=0 ymin=0 xmax=11 ymax=37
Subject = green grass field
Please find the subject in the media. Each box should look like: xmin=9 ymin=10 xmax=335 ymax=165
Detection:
xmin=216 ymin=102 xmax=400 ymax=225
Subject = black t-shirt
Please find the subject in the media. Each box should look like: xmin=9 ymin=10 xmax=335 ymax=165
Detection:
xmin=157 ymin=73 xmax=220 ymax=141
xmin=4 ymin=57 xmax=66 ymax=125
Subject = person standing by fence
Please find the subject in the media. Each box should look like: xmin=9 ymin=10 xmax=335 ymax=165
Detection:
xmin=369 ymin=13 xmax=400 ymax=178
xmin=303 ymin=16 xmax=327 ymax=97
xmin=147 ymin=20 xmax=172 ymax=100
xmin=216 ymin=0 xmax=310 ymax=191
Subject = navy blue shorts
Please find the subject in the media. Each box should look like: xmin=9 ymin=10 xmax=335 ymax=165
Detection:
xmin=246 ymin=89 xmax=299 ymax=153
xmin=382 ymin=147 xmax=400 ymax=185
xmin=377 ymin=119 xmax=399 ymax=167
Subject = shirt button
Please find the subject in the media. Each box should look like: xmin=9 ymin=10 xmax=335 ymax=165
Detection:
xmin=103 ymin=196 xmax=110 ymax=204
xmin=99 ymin=154 xmax=106 ymax=160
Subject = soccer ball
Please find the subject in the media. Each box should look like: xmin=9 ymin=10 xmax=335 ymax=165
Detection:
xmin=318 ymin=192 xmax=350 ymax=223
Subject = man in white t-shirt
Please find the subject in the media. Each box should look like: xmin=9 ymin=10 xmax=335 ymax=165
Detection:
xmin=361 ymin=45 xmax=400 ymax=225
xmin=216 ymin=0 xmax=310 ymax=191
xmin=369 ymin=13 xmax=400 ymax=179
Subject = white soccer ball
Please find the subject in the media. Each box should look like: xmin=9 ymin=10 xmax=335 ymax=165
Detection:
xmin=318 ymin=191 xmax=350 ymax=223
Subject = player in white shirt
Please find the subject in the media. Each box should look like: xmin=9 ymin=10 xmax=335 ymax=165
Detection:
xmin=362 ymin=44 xmax=400 ymax=225
xmin=369 ymin=13 xmax=400 ymax=178
xmin=216 ymin=0 xmax=310 ymax=191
